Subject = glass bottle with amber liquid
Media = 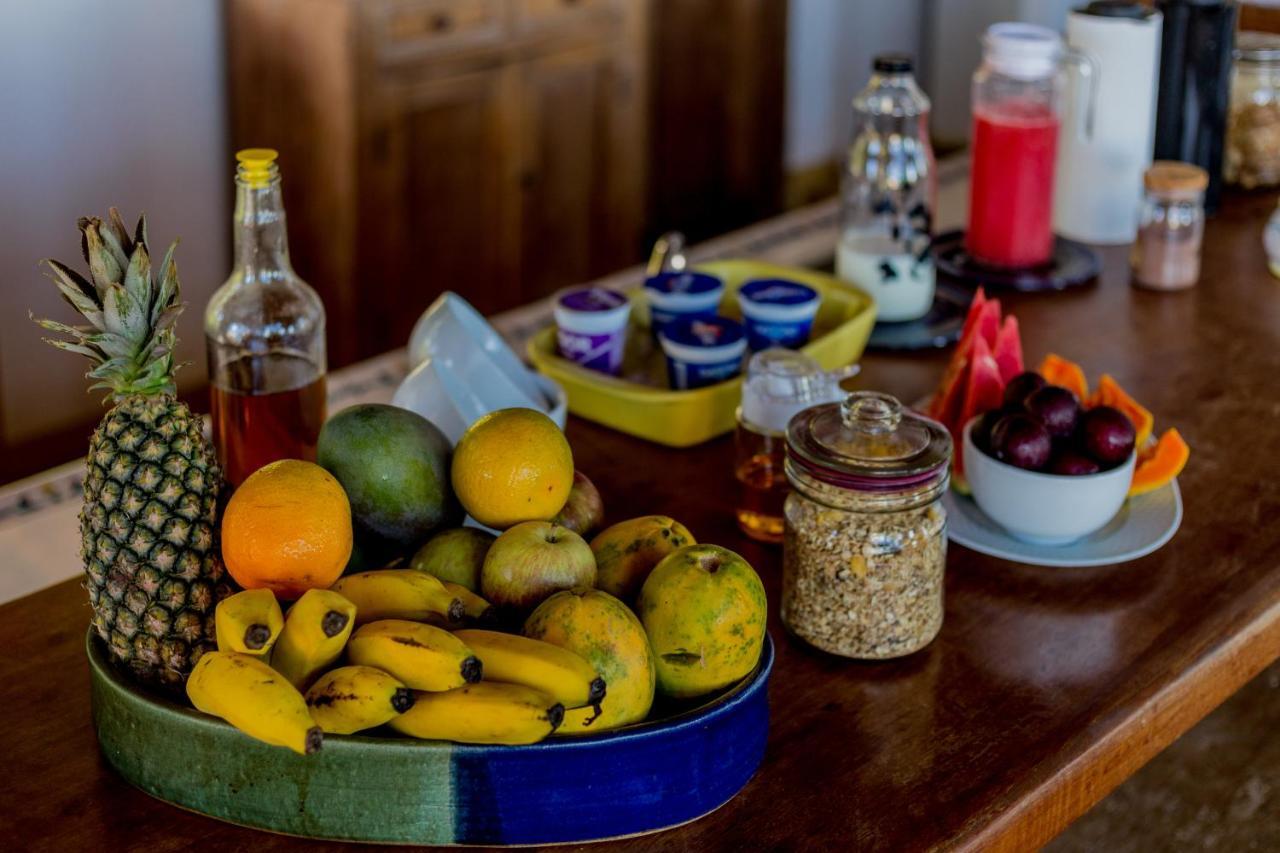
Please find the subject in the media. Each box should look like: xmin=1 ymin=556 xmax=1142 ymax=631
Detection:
xmin=205 ymin=149 xmax=326 ymax=487
xmin=735 ymin=349 xmax=850 ymax=543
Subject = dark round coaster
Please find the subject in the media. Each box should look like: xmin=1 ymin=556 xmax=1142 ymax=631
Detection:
xmin=932 ymin=229 xmax=1102 ymax=292
xmin=867 ymin=279 xmax=971 ymax=351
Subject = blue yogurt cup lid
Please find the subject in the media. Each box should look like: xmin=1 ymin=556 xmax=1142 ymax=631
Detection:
xmin=739 ymin=278 xmax=819 ymax=306
xmin=658 ymin=316 xmax=747 ymax=364
xmin=645 ymin=270 xmax=723 ymax=297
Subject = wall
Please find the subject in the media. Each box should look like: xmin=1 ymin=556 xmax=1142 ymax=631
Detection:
xmin=0 ymin=0 xmax=228 ymax=451
xmin=785 ymin=0 xmax=925 ymax=173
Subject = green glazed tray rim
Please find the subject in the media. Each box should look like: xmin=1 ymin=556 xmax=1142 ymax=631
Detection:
xmin=87 ymin=630 xmax=774 ymax=754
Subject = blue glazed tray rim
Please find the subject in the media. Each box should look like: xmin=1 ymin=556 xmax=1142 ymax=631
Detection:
xmin=87 ymin=631 xmax=774 ymax=755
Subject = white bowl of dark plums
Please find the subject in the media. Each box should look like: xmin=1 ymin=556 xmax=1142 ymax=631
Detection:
xmin=964 ymin=371 xmax=1137 ymax=545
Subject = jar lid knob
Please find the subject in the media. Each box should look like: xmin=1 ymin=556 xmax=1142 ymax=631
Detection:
xmin=840 ymin=391 xmax=901 ymax=435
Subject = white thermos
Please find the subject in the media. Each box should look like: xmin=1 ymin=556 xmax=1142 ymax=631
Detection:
xmin=1054 ymin=2 xmax=1163 ymax=244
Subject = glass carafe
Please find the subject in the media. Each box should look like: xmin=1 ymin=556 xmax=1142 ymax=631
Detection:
xmin=205 ymin=149 xmax=327 ymax=487
xmin=967 ymin=23 xmax=1096 ymax=269
xmin=836 ymin=54 xmax=937 ymax=322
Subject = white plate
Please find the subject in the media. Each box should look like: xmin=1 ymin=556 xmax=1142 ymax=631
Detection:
xmin=944 ymin=479 xmax=1183 ymax=567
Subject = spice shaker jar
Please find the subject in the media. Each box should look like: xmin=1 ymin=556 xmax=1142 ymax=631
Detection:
xmin=1227 ymin=31 xmax=1280 ymax=189
xmin=782 ymin=391 xmax=952 ymax=659
xmin=1130 ymin=161 xmax=1208 ymax=291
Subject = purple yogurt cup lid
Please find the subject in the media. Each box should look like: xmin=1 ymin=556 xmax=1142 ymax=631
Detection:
xmin=557 ymin=287 xmax=629 ymax=313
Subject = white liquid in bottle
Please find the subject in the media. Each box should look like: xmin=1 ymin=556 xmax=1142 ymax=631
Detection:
xmin=837 ymin=235 xmax=935 ymax=322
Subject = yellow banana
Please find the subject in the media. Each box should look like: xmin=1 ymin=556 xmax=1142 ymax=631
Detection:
xmin=186 ymin=651 xmax=322 ymax=755
xmin=347 ymin=619 xmax=482 ymax=691
xmin=215 ymin=588 xmax=285 ymax=657
xmin=453 ymin=629 xmax=606 ymax=709
xmin=441 ymin=581 xmax=497 ymax=624
xmin=388 ymin=682 xmax=565 ymax=745
xmin=331 ymin=570 xmax=464 ymax=625
xmin=271 ymin=588 xmax=357 ymax=690
xmin=304 ymin=665 xmax=415 ymax=735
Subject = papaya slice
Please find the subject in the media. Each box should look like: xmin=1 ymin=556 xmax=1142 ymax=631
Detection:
xmin=1129 ymin=428 xmax=1189 ymax=497
xmin=1091 ymin=374 xmax=1154 ymax=447
xmin=1038 ymin=353 xmax=1089 ymax=401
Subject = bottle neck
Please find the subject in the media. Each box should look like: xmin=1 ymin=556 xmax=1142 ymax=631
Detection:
xmin=232 ymin=175 xmax=292 ymax=282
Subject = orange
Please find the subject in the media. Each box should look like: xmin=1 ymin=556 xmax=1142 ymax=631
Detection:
xmin=221 ymin=459 xmax=353 ymax=599
xmin=451 ymin=408 xmax=574 ymax=529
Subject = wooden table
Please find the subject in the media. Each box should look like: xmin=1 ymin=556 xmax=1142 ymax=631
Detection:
xmin=3 ymin=187 xmax=1279 ymax=852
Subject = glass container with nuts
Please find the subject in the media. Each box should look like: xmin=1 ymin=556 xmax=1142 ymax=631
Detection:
xmin=782 ymin=391 xmax=952 ymax=659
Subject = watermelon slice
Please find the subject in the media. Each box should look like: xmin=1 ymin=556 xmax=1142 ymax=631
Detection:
xmin=993 ymin=315 xmax=1024 ymax=382
xmin=929 ymin=288 xmax=991 ymax=422
xmin=953 ymin=335 xmax=1005 ymax=484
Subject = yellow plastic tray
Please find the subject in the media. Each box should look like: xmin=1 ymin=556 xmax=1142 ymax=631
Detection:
xmin=527 ymin=259 xmax=876 ymax=447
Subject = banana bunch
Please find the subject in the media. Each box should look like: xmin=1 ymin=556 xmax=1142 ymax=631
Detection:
xmin=331 ymin=570 xmax=465 ymax=626
xmin=347 ymin=619 xmax=483 ymax=691
xmin=187 ymin=651 xmax=322 ymax=755
xmin=215 ymin=588 xmax=284 ymax=657
xmin=389 ymin=682 xmax=565 ymax=745
xmin=305 ymin=666 xmax=415 ymax=735
xmin=454 ymin=629 xmax=606 ymax=710
xmin=272 ymin=588 xmax=357 ymax=690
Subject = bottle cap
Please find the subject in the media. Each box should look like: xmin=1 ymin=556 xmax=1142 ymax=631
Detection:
xmin=1078 ymin=1 xmax=1155 ymax=19
xmin=740 ymin=349 xmax=844 ymax=434
xmin=1144 ymin=161 xmax=1209 ymax=197
xmin=983 ymin=23 xmax=1062 ymax=80
xmin=873 ymin=54 xmax=913 ymax=74
xmin=236 ymin=148 xmax=279 ymax=189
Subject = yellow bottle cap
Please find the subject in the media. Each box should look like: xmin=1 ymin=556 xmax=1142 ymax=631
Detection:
xmin=235 ymin=148 xmax=279 ymax=188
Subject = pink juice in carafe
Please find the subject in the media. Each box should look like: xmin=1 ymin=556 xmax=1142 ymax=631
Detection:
xmin=967 ymin=104 xmax=1059 ymax=269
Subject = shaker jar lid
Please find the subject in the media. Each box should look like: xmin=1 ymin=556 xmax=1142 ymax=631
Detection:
xmin=786 ymin=391 xmax=952 ymax=491
xmin=1236 ymin=31 xmax=1280 ymax=63
xmin=1144 ymin=161 xmax=1209 ymax=197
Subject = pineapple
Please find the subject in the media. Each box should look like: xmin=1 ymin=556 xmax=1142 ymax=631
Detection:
xmin=35 ymin=210 xmax=229 ymax=688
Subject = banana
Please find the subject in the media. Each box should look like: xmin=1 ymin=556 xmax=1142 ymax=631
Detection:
xmin=347 ymin=619 xmax=482 ymax=691
xmin=441 ymin=581 xmax=498 ymax=624
xmin=271 ymin=588 xmax=357 ymax=690
xmin=388 ymin=682 xmax=565 ymax=745
xmin=331 ymin=570 xmax=464 ymax=626
xmin=453 ymin=629 xmax=606 ymax=710
xmin=186 ymin=651 xmax=322 ymax=755
xmin=215 ymin=588 xmax=285 ymax=657
xmin=304 ymin=665 xmax=415 ymax=735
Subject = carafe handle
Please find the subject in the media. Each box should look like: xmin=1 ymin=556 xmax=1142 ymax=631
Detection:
xmin=1064 ymin=47 xmax=1099 ymax=141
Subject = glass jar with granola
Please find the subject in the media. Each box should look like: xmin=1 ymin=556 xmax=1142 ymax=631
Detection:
xmin=782 ymin=391 xmax=951 ymax=659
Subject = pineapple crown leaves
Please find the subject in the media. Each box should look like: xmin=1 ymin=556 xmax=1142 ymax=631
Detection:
xmin=33 ymin=209 xmax=185 ymax=403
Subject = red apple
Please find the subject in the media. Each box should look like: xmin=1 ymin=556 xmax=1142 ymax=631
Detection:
xmin=552 ymin=471 xmax=605 ymax=538
xmin=481 ymin=521 xmax=597 ymax=613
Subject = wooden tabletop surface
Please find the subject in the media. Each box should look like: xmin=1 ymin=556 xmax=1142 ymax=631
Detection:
xmin=4 ymin=189 xmax=1280 ymax=852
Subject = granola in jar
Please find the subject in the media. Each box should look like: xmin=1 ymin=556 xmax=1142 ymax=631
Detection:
xmin=782 ymin=391 xmax=951 ymax=659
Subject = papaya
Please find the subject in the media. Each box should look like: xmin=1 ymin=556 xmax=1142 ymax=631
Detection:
xmin=1129 ymin=428 xmax=1189 ymax=497
xmin=524 ymin=588 xmax=655 ymax=734
xmin=1038 ymin=353 xmax=1089 ymax=401
xmin=636 ymin=544 xmax=767 ymax=700
xmin=1090 ymin=374 xmax=1154 ymax=448
xmin=590 ymin=516 xmax=695 ymax=602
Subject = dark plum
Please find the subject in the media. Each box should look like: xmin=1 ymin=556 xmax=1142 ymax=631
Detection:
xmin=971 ymin=407 xmax=1010 ymax=453
xmin=1002 ymin=371 xmax=1046 ymax=409
xmin=1049 ymin=450 xmax=1101 ymax=476
xmin=1080 ymin=405 xmax=1136 ymax=466
xmin=1023 ymin=385 xmax=1081 ymax=438
xmin=990 ymin=413 xmax=1052 ymax=471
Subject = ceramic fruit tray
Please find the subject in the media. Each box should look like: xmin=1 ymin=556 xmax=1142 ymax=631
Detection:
xmin=527 ymin=260 xmax=876 ymax=447
xmin=90 ymin=631 xmax=773 ymax=845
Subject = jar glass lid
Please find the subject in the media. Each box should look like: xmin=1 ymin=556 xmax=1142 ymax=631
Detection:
xmin=786 ymin=391 xmax=952 ymax=490
xmin=1236 ymin=31 xmax=1280 ymax=63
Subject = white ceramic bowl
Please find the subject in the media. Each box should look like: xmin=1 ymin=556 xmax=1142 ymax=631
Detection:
xmin=963 ymin=417 xmax=1136 ymax=545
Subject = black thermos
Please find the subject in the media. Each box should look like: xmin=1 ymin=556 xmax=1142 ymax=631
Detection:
xmin=1153 ymin=0 xmax=1238 ymax=212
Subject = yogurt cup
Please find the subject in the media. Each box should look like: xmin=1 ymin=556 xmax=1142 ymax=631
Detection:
xmin=554 ymin=287 xmax=631 ymax=376
xmin=644 ymin=271 xmax=725 ymax=339
xmin=658 ymin=316 xmax=747 ymax=390
xmin=737 ymin=278 xmax=821 ymax=350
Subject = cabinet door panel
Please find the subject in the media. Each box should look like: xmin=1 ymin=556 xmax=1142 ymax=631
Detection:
xmin=362 ymin=69 xmax=520 ymax=350
xmin=517 ymin=44 xmax=645 ymax=302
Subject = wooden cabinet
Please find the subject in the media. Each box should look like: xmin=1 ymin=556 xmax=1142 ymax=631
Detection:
xmin=228 ymin=0 xmax=649 ymax=365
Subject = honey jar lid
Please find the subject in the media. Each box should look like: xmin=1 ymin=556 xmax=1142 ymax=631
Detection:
xmin=786 ymin=391 xmax=952 ymax=491
xmin=1144 ymin=161 xmax=1209 ymax=197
